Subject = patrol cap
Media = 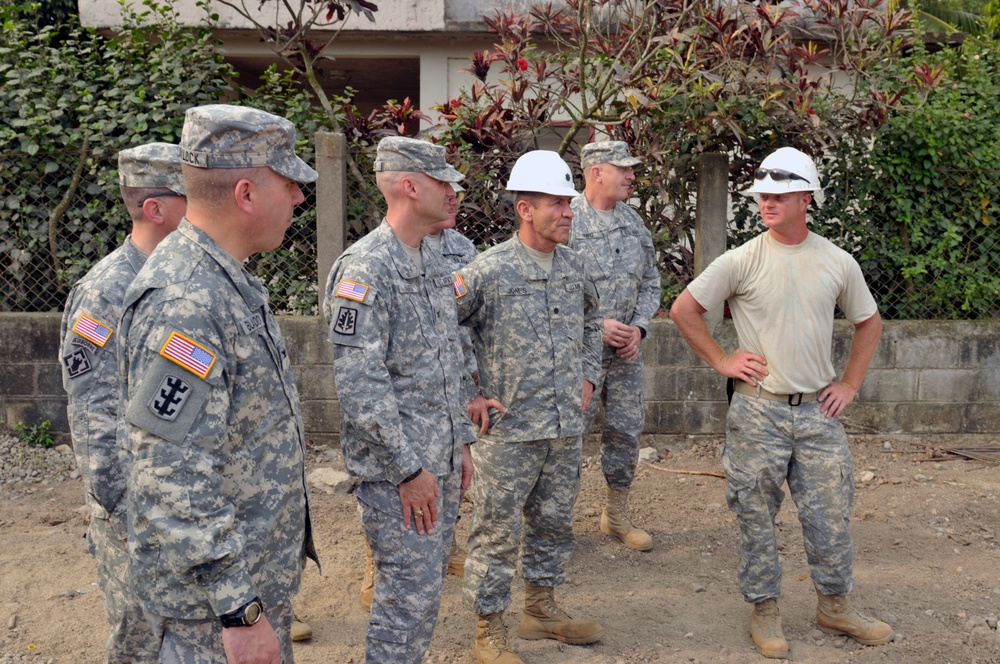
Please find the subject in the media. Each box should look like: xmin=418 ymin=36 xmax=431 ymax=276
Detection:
xmin=450 ymin=181 xmax=465 ymax=193
xmin=580 ymin=140 xmax=643 ymax=169
xmin=373 ymin=136 xmax=465 ymax=184
xmin=118 ymin=143 xmax=186 ymax=195
xmin=180 ymin=104 xmax=318 ymax=184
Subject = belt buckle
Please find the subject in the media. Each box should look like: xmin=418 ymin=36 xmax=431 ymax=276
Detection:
xmin=787 ymin=393 xmax=803 ymax=407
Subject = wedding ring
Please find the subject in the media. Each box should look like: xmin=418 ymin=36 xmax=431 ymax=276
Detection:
xmin=415 ymin=510 xmax=424 ymax=518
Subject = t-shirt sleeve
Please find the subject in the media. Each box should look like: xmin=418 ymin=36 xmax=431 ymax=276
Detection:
xmin=837 ymin=257 xmax=879 ymax=324
xmin=686 ymin=250 xmax=738 ymax=311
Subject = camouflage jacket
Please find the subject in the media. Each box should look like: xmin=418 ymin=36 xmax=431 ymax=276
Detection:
xmin=569 ymin=196 xmax=661 ymax=336
xmin=119 ymin=220 xmax=315 ymax=619
xmin=437 ymin=228 xmax=479 ymax=380
xmin=324 ymin=220 xmax=476 ymax=485
xmin=455 ymin=235 xmax=602 ymax=442
xmin=60 ymin=237 xmax=146 ymax=541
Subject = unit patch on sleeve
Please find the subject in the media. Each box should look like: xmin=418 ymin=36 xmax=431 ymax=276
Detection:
xmin=72 ymin=313 xmax=113 ymax=347
xmin=453 ymin=273 xmax=468 ymax=299
xmin=62 ymin=348 xmax=92 ymax=378
xmin=333 ymin=306 xmax=358 ymax=336
xmin=148 ymin=375 xmax=191 ymax=421
xmin=159 ymin=332 xmax=217 ymax=380
xmin=336 ymin=279 xmax=369 ymax=302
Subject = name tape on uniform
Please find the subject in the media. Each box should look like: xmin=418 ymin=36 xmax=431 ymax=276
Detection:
xmin=159 ymin=331 xmax=217 ymax=379
xmin=336 ymin=279 xmax=369 ymax=303
xmin=72 ymin=313 xmax=113 ymax=347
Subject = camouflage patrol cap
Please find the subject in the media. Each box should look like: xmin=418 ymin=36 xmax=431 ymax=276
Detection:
xmin=374 ymin=137 xmax=465 ymax=184
xmin=580 ymin=140 xmax=643 ymax=169
xmin=180 ymin=104 xmax=318 ymax=184
xmin=118 ymin=143 xmax=186 ymax=195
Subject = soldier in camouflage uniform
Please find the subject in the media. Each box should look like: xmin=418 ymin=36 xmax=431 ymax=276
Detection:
xmin=455 ymin=151 xmax=604 ymax=664
xmin=324 ymin=137 xmax=478 ymax=664
xmin=118 ymin=105 xmax=318 ymax=664
xmin=671 ymin=147 xmax=892 ymax=659
xmin=570 ymin=140 xmax=661 ymax=552
xmin=357 ymin=181 xmax=480 ymax=610
xmin=60 ymin=142 xmax=187 ymax=664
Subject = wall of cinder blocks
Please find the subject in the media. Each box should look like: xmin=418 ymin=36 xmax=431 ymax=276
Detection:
xmin=4 ymin=313 xmax=997 ymax=447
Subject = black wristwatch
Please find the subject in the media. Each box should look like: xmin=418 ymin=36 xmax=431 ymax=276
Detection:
xmin=219 ymin=597 xmax=264 ymax=628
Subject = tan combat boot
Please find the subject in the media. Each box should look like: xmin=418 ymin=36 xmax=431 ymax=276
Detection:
xmin=359 ymin=540 xmax=375 ymax=611
xmin=600 ymin=487 xmax=653 ymax=551
xmin=290 ymin=616 xmax=313 ymax=642
xmin=816 ymin=592 xmax=894 ymax=645
xmin=749 ymin=599 xmax=789 ymax=659
xmin=518 ymin=584 xmax=604 ymax=644
xmin=475 ymin=613 xmax=524 ymax=664
xmin=447 ymin=536 xmax=466 ymax=577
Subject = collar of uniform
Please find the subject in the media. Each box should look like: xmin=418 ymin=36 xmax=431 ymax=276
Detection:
xmin=377 ymin=219 xmax=424 ymax=280
xmin=123 ymin=235 xmax=149 ymax=275
xmin=510 ymin=234 xmax=556 ymax=281
xmin=176 ymin=219 xmax=269 ymax=309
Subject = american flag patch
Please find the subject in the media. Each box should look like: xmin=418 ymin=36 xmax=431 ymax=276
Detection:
xmin=72 ymin=313 xmax=113 ymax=347
xmin=336 ymin=279 xmax=369 ymax=302
xmin=159 ymin=332 xmax=217 ymax=379
xmin=454 ymin=273 xmax=468 ymax=299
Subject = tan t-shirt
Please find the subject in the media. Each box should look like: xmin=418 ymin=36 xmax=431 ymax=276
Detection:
xmin=687 ymin=231 xmax=878 ymax=394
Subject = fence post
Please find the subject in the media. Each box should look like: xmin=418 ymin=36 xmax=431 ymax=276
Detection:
xmin=695 ymin=152 xmax=729 ymax=330
xmin=316 ymin=131 xmax=347 ymax=314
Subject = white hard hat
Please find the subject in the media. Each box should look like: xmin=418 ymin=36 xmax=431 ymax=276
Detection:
xmin=743 ymin=147 xmax=821 ymax=196
xmin=505 ymin=150 xmax=580 ymax=197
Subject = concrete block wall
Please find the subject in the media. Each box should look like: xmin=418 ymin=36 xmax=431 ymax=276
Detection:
xmin=3 ymin=313 xmax=998 ymax=446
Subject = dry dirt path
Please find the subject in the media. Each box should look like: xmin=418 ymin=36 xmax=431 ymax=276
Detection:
xmin=2 ymin=435 xmax=999 ymax=663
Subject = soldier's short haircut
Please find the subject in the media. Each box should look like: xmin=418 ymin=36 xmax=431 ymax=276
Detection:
xmin=182 ymin=164 xmax=260 ymax=208
xmin=120 ymin=186 xmax=171 ymax=222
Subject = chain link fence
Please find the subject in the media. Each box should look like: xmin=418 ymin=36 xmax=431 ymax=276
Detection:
xmin=0 ymin=149 xmax=319 ymax=316
xmin=3 ymin=144 xmax=997 ymax=320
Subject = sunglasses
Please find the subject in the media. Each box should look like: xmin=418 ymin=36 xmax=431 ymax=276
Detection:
xmin=137 ymin=191 xmax=184 ymax=207
xmin=754 ymin=168 xmax=809 ymax=184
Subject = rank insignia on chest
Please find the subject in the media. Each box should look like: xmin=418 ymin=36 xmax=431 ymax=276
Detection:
xmin=336 ymin=279 xmax=369 ymax=302
xmin=454 ymin=273 xmax=468 ymax=299
xmin=72 ymin=313 xmax=113 ymax=347
xmin=148 ymin=375 xmax=191 ymax=421
xmin=159 ymin=332 xmax=217 ymax=379
xmin=62 ymin=347 xmax=92 ymax=378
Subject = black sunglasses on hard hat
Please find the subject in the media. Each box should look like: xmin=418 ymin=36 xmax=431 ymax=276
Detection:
xmin=137 ymin=191 xmax=184 ymax=207
xmin=754 ymin=168 xmax=809 ymax=183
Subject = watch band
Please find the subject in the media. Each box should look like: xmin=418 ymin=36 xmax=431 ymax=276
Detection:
xmin=219 ymin=596 xmax=264 ymax=628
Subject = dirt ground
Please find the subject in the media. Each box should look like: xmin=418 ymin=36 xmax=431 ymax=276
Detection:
xmin=2 ymin=434 xmax=999 ymax=664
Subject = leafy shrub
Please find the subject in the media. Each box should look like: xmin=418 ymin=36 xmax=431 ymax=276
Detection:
xmin=14 ymin=420 xmax=54 ymax=448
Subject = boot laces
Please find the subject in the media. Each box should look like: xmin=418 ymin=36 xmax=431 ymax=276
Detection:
xmin=483 ymin=616 xmax=510 ymax=649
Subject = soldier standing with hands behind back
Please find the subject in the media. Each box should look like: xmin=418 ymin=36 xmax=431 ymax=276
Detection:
xmin=119 ymin=104 xmax=318 ymax=664
xmin=670 ymin=147 xmax=892 ymax=659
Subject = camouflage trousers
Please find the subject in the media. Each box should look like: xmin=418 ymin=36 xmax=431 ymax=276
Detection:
xmin=146 ymin=601 xmax=293 ymax=663
xmin=583 ymin=347 xmax=645 ymax=489
xmin=87 ymin=516 xmax=159 ymax=663
xmin=463 ymin=436 xmax=582 ymax=616
xmin=722 ymin=393 xmax=856 ymax=604
xmin=357 ymin=469 xmax=462 ymax=664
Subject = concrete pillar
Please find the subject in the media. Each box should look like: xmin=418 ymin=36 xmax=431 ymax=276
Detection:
xmin=695 ymin=152 xmax=729 ymax=330
xmin=316 ymin=131 xmax=347 ymax=314
xmin=419 ymin=51 xmax=451 ymax=129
